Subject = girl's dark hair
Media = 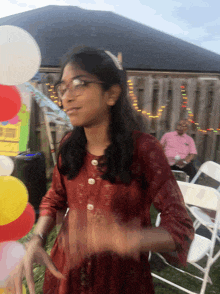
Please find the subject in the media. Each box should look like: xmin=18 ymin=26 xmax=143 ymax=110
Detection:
xmin=57 ymin=46 xmax=141 ymax=184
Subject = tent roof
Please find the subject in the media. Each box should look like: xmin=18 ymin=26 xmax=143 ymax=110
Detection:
xmin=1 ymin=5 xmax=220 ymax=73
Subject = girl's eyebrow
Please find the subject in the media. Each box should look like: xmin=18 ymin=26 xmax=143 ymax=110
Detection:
xmin=60 ymin=75 xmax=89 ymax=83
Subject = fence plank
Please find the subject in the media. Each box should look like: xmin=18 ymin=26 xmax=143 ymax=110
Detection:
xmin=186 ymin=78 xmax=197 ymax=132
xmin=142 ymin=75 xmax=154 ymax=132
xmin=160 ymin=78 xmax=169 ymax=135
xmin=210 ymin=81 xmax=220 ymax=160
xmin=170 ymin=79 xmax=183 ymax=131
xmin=156 ymin=78 xmax=165 ymax=139
xmin=142 ymin=75 xmax=154 ymax=113
xmin=194 ymin=80 xmax=207 ymax=160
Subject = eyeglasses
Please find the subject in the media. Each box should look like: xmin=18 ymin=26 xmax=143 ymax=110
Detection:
xmin=177 ymin=124 xmax=188 ymax=130
xmin=55 ymin=78 xmax=105 ymax=100
xmin=177 ymin=124 xmax=188 ymax=128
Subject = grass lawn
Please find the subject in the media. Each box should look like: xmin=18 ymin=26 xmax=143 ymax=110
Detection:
xmin=18 ymin=179 xmax=220 ymax=294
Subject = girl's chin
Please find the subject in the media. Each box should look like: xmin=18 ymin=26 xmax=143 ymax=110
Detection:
xmin=69 ymin=118 xmax=83 ymax=126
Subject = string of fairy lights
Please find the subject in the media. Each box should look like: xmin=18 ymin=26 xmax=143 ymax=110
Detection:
xmin=127 ymin=79 xmax=167 ymax=119
xmin=45 ymin=80 xmax=219 ymax=133
xmin=46 ymin=83 xmax=62 ymax=108
xmin=180 ymin=85 xmax=220 ymax=133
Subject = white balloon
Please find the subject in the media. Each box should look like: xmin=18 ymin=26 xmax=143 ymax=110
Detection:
xmin=0 ymin=25 xmax=41 ymax=86
xmin=0 ymin=156 xmax=14 ymax=176
xmin=0 ymin=241 xmax=26 ymax=287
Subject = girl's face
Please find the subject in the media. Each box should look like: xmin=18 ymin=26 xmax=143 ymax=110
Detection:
xmin=60 ymin=63 xmax=117 ymax=128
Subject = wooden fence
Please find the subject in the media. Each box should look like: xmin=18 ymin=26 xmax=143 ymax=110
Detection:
xmin=127 ymin=72 xmax=220 ymax=164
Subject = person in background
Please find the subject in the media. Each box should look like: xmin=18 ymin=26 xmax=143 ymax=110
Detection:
xmin=160 ymin=119 xmax=197 ymax=181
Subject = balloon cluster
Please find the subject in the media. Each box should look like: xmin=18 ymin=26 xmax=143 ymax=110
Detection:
xmin=0 ymin=25 xmax=41 ymax=293
xmin=0 ymin=156 xmax=35 ymax=293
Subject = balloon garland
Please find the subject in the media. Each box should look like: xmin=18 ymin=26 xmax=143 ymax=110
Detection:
xmin=0 ymin=25 xmax=41 ymax=293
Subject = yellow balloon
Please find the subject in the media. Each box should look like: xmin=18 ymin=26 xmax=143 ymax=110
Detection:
xmin=0 ymin=176 xmax=28 ymax=225
xmin=0 ymin=284 xmax=26 ymax=293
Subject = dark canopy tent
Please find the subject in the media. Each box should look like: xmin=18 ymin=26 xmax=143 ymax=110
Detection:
xmin=1 ymin=5 xmax=220 ymax=73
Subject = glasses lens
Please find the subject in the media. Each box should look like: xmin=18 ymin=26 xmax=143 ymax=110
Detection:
xmin=56 ymin=79 xmax=91 ymax=99
xmin=72 ymin=79 xmax=83 ymax=87
xmin=72 ymin=79 xmax=84 ymax=96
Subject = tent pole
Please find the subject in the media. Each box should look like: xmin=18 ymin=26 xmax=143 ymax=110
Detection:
xmin=42 ymin=106 xmax=56 ymax=166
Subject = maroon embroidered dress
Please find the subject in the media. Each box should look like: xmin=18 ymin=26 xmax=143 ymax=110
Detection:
xmin=39 ymin=131 xmax=194 ymax=294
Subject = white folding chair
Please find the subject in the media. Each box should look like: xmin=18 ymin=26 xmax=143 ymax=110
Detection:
xmin=190 ymin=161 xmax=220 ymax=190
xmin=151 ymin=181 xmax=220 ymax=294
xmin=189 ymin=161 xmax=220 ymax=235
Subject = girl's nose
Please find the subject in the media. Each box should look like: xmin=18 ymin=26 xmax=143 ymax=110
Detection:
xmin=62 ymin=89 xmax=76 ymax=101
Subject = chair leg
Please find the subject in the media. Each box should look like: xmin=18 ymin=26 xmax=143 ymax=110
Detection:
xmin=156 ymin=253 xmax=212 ymax=284
xmin=199 ymin=244 xmax=216 ymax=294
xmin=151 ymin=273 xmax=197 ymax=294
xmin=189 ymin=262 xmax=212 ymax=284
xmin=200 ymin=268 xmax=211 ymax=294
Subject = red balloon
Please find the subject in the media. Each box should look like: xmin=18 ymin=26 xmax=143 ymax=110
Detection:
xmin=0 ymin=85 xmax=21 ymax=122
xmin=0 ymin=203 xmax=35 ymax=242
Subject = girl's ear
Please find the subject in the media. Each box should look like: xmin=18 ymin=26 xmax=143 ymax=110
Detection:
xmin=106 ymin=84 xmax=121 ymax=106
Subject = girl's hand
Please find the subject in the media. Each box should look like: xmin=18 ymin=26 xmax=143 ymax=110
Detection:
xmin=4 ymin=238 xmax=65 ymax=294
xmin=88 ymin=219 xmax=142 ymax=258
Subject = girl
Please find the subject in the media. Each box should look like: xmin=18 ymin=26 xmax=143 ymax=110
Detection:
xmin=17 ymin=46 xmax=194 ymax=294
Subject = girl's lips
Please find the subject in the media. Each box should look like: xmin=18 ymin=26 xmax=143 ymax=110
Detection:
xmin=66 ymin=108 xmax=80 ymax=114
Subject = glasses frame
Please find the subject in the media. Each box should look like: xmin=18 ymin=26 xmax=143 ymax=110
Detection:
xmin=55 ymin=78 xmax=105 ymax=100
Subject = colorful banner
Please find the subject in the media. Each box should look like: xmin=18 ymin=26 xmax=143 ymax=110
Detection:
xmin=0 ymin=84 xmax=31 ymax=156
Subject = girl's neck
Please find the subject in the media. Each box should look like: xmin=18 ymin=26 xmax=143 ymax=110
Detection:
xmin=84 ymin=122 xmax=111 ymax=156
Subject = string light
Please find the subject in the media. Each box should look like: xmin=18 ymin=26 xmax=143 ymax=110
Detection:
xmin=128 ymin=79 xmax=167 ymax=120
xmin=45 ymin=82 xmax=61 ymax=108
xmin=180 ymin=85 xmax=220 ymax=133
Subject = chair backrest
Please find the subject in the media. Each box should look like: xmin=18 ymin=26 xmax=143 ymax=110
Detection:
xmin=177 ymin=181 xmax=220 ymax=212
xmin=191 ymin=161 xmax=220 ymax=190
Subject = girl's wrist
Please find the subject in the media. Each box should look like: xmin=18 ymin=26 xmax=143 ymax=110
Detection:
xmin=27 ymin=233 xmax=47 ymax=247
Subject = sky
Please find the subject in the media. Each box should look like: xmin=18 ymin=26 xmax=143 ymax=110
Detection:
xmin=1 ymin=0 xmax=220 ymax=55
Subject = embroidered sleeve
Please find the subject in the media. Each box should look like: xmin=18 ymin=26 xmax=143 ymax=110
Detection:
xmin=137 ymin=133 xmax=194 ymax=266
xmin=39 ymin=132 xmax=71 ymax=219
xmin=39 ymin=164 xmax=68 ymax=219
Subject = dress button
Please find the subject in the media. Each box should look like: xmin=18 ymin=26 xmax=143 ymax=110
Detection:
xmin=91 ymin=159 xmax=98 ymax=166
xmin=87 ymin=204 xmax=94 ymax=211
xmin=88 ymin=178 xmax=95 ymax=185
